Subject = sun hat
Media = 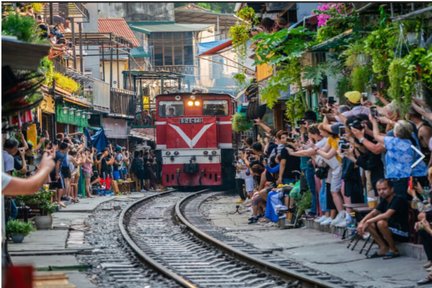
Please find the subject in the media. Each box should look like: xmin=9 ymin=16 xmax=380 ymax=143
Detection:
xmin=344 ymin=91 xmax=361 ymax=104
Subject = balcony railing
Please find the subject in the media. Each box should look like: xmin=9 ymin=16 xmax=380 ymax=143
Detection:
xmin=154 ymin=65 xmax=196 ymax=75
xmin=110 ymin=88 xmax=135 ymax=118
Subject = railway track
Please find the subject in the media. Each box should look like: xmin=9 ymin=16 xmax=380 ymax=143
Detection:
xmin=119 ymin=190 xmax=356 ymax=288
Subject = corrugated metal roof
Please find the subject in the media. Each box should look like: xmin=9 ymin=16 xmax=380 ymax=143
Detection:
xmin=98 ymin=18 xmax=140 ymax=47
xmin=129 ymin=22 xmax=211 ymax=34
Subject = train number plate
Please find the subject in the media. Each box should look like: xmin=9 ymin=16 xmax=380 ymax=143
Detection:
xmin=180 ymin=118 xmax=203 ymax=124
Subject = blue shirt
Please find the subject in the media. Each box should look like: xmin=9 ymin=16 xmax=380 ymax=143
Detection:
xmin=383 ymin=136 xmax=413 ymax=179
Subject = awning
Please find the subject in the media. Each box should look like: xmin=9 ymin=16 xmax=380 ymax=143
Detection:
xmin=130 ymin=128 xmax=156 ymax=141
xmin=198 ymin=39 xmax=233 ymax=56
xmin=310 ymin=29 xmax=353 ymax=51
xmin=131 ymin=47 xmax=150 ymax=58
xmin=129 ymin=22 xmax=211 ymax=34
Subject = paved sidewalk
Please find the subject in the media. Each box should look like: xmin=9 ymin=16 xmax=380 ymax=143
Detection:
xmin=204 ymin=194 xmax=428 ymax=288
xmin=9 ymin=193 xmax=145 ymax=288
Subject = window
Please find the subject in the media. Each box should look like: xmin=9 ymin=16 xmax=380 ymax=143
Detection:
xmin=159 ymin=101 xmax=184 ymax=117
xmin=203 ymin=100 xmax=228 ymax=116
xmin=150 ymin=32 xmax=193 ymax=66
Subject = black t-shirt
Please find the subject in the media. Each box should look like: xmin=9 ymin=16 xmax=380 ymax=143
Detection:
xmin=280 ymin=147 xmax=300 ymax=180
xmin=101 ymin=155 xmax=112 ymax=176
xmin=376 ymin=195 xmax=409 ymax=233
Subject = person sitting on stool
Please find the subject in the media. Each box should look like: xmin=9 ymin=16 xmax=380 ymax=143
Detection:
xmin=357 ymin=178 xmax=409 ymax=259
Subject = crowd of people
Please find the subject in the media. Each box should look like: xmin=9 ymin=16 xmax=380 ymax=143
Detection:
xmin=3 ymin=129 xmax=160 ymax=211
xmin=233 ymin=90 xmax=432 ymax=285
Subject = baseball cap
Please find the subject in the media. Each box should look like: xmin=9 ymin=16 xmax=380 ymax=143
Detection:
xmin=344 ymin=91 xmax=361 ymax=104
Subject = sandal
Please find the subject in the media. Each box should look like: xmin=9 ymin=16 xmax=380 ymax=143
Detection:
xmin=367 ymin=251 xmax=385 ymax=259
xmin=383 ymin=251 xmax=400 ymax=260
xmin=417 ymin=275 xmax=432 ymax=285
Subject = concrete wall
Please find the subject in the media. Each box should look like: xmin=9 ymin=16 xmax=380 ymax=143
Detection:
xmin=96 ymin=3 xmax=174 ymax=22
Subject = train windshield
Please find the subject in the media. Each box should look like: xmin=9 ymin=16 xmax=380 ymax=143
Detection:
xmin=203 ymin=100 xmax=228 ymax=116
xmin=159 ymin=101 xmax=184 ymax=117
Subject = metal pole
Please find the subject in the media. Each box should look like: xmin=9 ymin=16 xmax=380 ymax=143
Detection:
xmin=79 ymin=22 xmax=84 ymax=74
xmin=101 ymin=43 xmax=105 ymax=81
xmin=128 ymin=48 xmax=132 ymax=89
xmin=116 ymin=43 xmax=120 ymax=89
xmin=71 ymin=18 xmax=77 ymax=70
xmin=49 ymin=3 xmax=53 ymax=25
xmin=110 ymin=34 xmax=113 ymax=88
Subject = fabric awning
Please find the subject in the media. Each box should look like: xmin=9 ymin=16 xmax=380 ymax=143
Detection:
xmin=198 ymin=39 xmax=233 ymax=56
xmin=129 ymin=22 xmax=211 ymax=34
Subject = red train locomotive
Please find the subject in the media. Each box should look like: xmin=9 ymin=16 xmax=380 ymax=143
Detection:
xmin=155 ymin=92 xmax=235 ymax=188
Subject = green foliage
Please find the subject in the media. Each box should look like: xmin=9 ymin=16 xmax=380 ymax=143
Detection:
xmin=296 ymin=190 xmax=312 ymax=217
xmin=6 ymin=219 xmax=34 ymax=236
xmin=342 ymin=41 xmax=367 ymax=68
xmin=39 ymin=57 xmax=54 ymax=87
xmin=53 ymin=72 xmax=80 ymax=94
xmin=236 ymin=6 xmax=258 ymax=25
xmin=232 ymin=112 xmax=253 ymax=132
xmin=364 ymin=24 xmax=397 ymax=82
xmin=303 ymin=61 xmax=341 ymax=87
xmin=351 ymin=66 xmax=371 ymax=92
xmin=285 ymin=94 xmax=306 ymax=126
xmin=336 ymin=76 xmax=353 ymax=102
xmin=233 ymin=73 xmax=247 ymax=87
xmin=316 ymin=14 xmax=359 ymax=43
xmin=17 ymin=188 xmax=56 ymax=215
xmin=388 ymin=58 xmax=409 ymax=114
xmin=229 ymin=24 xmax=250 ymax=58
xmin=2 ymin=13 xmax=45 ymax=43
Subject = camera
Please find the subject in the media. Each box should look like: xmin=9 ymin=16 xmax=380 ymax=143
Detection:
xmin=370 ymin=106 xmax=379 ymax=118
xmin=338 ymin=126 xmax=346 ymax=136
xmin=338 ymin=138 xmax=350 ymax=151
xmin=349 ymin=119 xmax=364 ymax=130
xmin=297 ymin=119 xmax=306 ymax=126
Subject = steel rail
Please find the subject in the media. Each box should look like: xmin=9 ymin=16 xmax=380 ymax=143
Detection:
xmin=118 ymin=190 xmax=198 ymax=288
xmin=175 ymin=191 xmax=334 ymax=288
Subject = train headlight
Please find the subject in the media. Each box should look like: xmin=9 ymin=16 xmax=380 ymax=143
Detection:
xmin=203 ymin=151 xmax=208 ymax=155
xmin=211 ymin=150 xmax=217 ymax=155
xmin=174 ymin=151 xmax=179 ymax=156
xmin=194 ymin=101 xmax=201 ymax=107
xmin=187 ymin=100 xmax=194 ymax=107
xmin=165 ymin=151 xmax=171 ymax=156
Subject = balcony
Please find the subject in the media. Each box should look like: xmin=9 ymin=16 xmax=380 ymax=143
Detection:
xmin=109 ymin=88 xmax=136 ymax=119
xmin=154 ymin=65 xmax=196 ymax=75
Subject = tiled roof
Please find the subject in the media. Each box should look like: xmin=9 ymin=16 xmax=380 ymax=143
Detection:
xmin=98 ymin=18 xmax=140 ymax=47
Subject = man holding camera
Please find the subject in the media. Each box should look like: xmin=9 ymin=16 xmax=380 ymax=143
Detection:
xmin=357 ymin=179 xmax=409 ymax=259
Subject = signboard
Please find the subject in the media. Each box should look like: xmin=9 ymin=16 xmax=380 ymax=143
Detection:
xmin=180 ymin=118 xmax=203 ymax=124
xmin=256 ymin=63 xmax=273 ymax=82
xmin=143 ymin=95 xmax=150 ymax=111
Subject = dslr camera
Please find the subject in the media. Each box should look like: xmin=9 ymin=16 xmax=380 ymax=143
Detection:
xmin=338 ymin=138 xmax=350 ymax=151
xmin=349 ymin=119 xmax=364 ymax=130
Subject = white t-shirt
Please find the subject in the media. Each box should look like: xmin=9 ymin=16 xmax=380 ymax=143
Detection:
xmin=315 ymin=137 xmax=340 ymax=170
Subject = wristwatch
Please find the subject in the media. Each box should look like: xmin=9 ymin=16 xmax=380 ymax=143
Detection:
xmin=359 ymin=137 xmax=365 ymax=144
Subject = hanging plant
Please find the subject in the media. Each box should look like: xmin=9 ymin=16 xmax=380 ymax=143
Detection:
xmin=229 ymin=24 xmax=250 ymax=58
xmin=236 ymin=6 xmax=258 ymax=25
xmin=39 ymin=56 xmax=54 ymax=87
xmin=336 ymin=75 xmax=353 ymax=101
xmin=232 ymin=112 xmax=253 ymax=132
xmin=233 ymin=73 xmax=247 ymax=87
xmin=387 ymin=58 xmax=408 ymax=113
xmin=285 ymin=93 xmax=306 ymax=126
xmin=351 ymin=66 xmax=371 ymax=92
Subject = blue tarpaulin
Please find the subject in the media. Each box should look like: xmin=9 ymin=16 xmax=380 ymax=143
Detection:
xmin=84 ymin=127 xmax=108 ymax=152
xmin=197 ymin=39 xmax=231 ymax=56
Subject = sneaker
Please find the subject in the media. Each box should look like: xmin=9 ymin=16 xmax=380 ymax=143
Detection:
xmin=335 ymin=218 xmax=347 ymax=227
xmin=320 ymin=217 xmax=333 ymax=225
xmin=331 ymin=211 xmax=346 ymax=226
xmin=314 ymin=215 xmax=327 ymax=223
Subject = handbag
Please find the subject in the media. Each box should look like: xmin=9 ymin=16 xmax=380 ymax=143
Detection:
xmin=315 ymin=166 xmax=329 ymax=179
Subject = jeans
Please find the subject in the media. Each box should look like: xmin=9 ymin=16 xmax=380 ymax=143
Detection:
xmin=303 ymin=164 xmax=317 ymax=215
xmin=319 ymin=179 xmax=328 ymax=213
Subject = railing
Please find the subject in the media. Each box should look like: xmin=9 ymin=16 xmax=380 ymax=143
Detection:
xmin=154 ymin=65 xmax=196 ymax=75
xmin=110 ymin=88 xmax=136 ymax=118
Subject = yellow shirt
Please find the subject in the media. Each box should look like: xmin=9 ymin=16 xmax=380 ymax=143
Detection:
xmin=327 ymin=136 xmax=341 ymax=162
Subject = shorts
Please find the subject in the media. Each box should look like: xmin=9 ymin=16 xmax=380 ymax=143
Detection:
xmin=113 ymin=170 xmax=121 ymax=180
xmin=49 ymin=176 xmax=65 ymax=189
xmin=61 ymin=167 xmax=71 ymax=179
xmin=329 ymin=165 xmax=342 ymax=193
xmin=83 ymin=170 xmax=92 ymax=178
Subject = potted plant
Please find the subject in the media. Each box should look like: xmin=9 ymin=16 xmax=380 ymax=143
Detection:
xmin=17 ymin=187 xmax=57 ymax=229
xmin=6 ymin=219 xmax=34 ymax=243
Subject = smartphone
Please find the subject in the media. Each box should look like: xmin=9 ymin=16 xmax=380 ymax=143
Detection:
xmin=328 ymin=96 xmax=335 ymax=105
xmin=339 ymin=126 xmax=346 ymax=136
xmin=370 ymin=106 xmax=378 ymax=118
